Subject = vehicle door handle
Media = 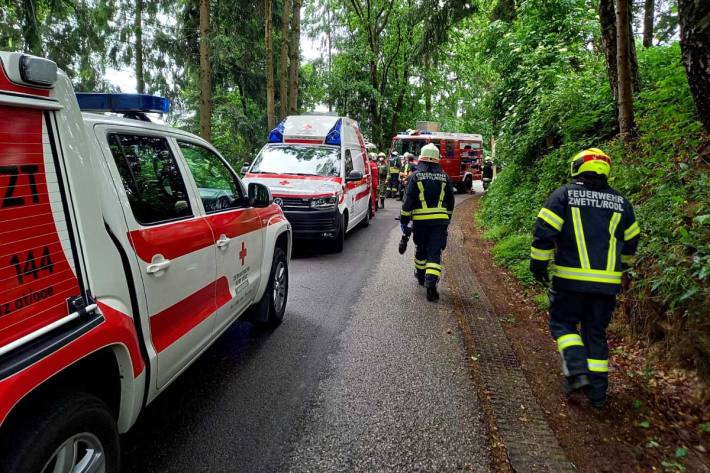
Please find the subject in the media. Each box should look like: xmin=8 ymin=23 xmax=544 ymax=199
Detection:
xmin=146 ymin=258 xmax=171 ymax=274
xmin=216 ymin=235 xmax=231 ymax=248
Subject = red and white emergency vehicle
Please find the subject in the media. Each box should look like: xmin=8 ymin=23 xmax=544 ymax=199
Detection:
xmin=243 ymin=115 xmax=372 ymax=252
xmin=390 ymin=128 xmax=484 ymax=193
xmin=0 ymin=52 xmax=291 ymax=473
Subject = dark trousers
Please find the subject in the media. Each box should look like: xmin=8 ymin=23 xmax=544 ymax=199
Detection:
xmin=413 ymin=225 xmax=448 ymax=286
xmin=549 ymin=289 xmax=616 ymax=401
xmin=388 ymin=174 xmax=400 ymax=193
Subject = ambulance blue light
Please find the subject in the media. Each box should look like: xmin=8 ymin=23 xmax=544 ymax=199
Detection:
xmin=268 ymin=120 xmax=285 ymax=143
xmin=324 ymin=118 xmax=342 ymax=146
xmin=75 ymin=93 xmax=170 ymax=114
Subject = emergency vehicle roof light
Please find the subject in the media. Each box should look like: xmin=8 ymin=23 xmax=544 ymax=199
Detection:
xmin=324 ymin=118 xmax=342 ymax=146
xmin=75 ymin=93 xmax=170 ymax=114
xmin=268 ymin=120 xmax=285 ymax=143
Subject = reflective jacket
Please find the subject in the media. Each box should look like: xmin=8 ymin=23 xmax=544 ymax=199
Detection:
xmin=531 ymin=179 xmax=640 ymax=295
xmin=400 ymin=162 xmax=455 ymax=227
xmin=389 ymin=157 xmax=401 ymax=175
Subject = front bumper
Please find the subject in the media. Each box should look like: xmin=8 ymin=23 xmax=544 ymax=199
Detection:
xmin=283 ymin=208 xmax=340 ymax=239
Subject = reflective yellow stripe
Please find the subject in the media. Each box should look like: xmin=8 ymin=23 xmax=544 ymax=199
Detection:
xmin=530 ymin=246 xmax=554 ymax=261
xmin=557 ymin=333 xmax=583 ymax=352
xmin=571 ymin=207 xmax=591 ymax=269
xmin=606 ymin=212 xmax=622 ymax=272
xmin=624 ymin=221 xmax=640 ymax=241
xmin=425 ymin=268 xmax=441 ymax=277
xmin=412 ymin=208 xmax=449 ymax=214
xmin=417 ymin=181 xmax=428 ymax=209
xmin=621 ymin=254 xmax=635 ymax=265
xmin=415 ymin=258 xmax=427 ymax=269
xmin=401 ymin=210 xmax=412 ymax=217
xmin=588 ymin=359 xmax=609 ymax=373
xmin=426 ymin=262 xmax=443 ymax=270
xmin=538 ymin=208 xmax=563 ymax=231
xmin=412 ymin=214 xmax=450 ymax=221
xmin=552 ymin=265 xmax=622 ymax=284
xmin=389 ymin=167 xmax=400 ymax=173
xmin=438 ymin=182 xmax=446 ymax=209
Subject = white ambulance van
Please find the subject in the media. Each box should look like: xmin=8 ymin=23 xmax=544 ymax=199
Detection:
xmin=0 ymin=52 xmax=291 ymax=473
xmin=243 ymin=115 xmax=372 ymax=252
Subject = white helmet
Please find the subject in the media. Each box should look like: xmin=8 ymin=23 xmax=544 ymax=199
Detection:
xmin=418 ymin=143 xmax=440 ymax=163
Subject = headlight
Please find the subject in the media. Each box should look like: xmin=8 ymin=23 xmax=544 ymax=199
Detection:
xmin=310 ymin=196 xmax=338 ymax=209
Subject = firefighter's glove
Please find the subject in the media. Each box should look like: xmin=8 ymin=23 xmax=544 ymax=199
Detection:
xmin=530 ymin=259 xmax=550 ymax=285
xmin=400 ymin=223 xmax=412 ymax=237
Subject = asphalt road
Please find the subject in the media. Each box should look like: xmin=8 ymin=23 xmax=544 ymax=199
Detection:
xmin=121 ymin=192 xmax=489 ymax=473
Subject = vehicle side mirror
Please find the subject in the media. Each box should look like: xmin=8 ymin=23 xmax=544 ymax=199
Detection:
xmin=240 ymin=162 xmax=251 ymax=175
xmin=248 ymin=182 xmax=273 ymax=208
xmin=345 ymin=170 xmax=364 ymax=182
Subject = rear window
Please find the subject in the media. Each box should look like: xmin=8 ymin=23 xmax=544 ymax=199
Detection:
xmin=108 ymin=134 xmax=193 ymax=225
xmin=250 ymin=145 xmax=341 ymax=177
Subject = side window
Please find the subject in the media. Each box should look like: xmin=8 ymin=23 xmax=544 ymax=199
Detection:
xmin=344 ymin=149 xmax=354 ymax=174
xmin=178 ymin=141 xmax=245 ymax=213
xmin=445 ymin=140 xmax=455 ymax=158
xmin=108 ymin=134 xmax=192 ymax=225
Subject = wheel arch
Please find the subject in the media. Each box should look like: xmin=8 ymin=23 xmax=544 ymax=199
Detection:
xmin=0 ymin=343 xmax=142 ymax=438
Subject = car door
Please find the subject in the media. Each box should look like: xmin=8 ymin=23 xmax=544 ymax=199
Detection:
xmin=103 ymin=131 xmax=217 ymax=389
xmin=176 ymin=140 xmax=264 ymax=335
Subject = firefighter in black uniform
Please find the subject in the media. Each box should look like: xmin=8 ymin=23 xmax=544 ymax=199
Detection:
xmin=400 ymin=143 xmax=455 ymax=302
xmin=387 ymin=152 xmax=401 ymax=198
xmin=530 ymin=148 xmax=640 ymax=408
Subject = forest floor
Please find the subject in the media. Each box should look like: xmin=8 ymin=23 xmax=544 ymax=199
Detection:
xmin=461 ymin=196 xmax=710 ymax=473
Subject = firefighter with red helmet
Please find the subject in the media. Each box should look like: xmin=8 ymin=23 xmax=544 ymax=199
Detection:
xmin=400 ymin=143 xmax=455 ymax=302
xmin=530 ymin=148 xmax=640 ymax=408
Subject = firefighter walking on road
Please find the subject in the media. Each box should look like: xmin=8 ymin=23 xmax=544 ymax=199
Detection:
xmin=530 ymin=148 xmax=640 ymax=408
xmin=377 ymin=153 xmax=389 ymax=208
xmin=400 ymin=143 xmax=455 ymax=302
xmin=388 ymin=152 xmax=401 ymax=198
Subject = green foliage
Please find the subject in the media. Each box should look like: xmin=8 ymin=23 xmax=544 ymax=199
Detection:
xmin=491 ymin=234 xmax=535 ymax=286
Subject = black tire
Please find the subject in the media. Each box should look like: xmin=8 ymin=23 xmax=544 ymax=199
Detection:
xmin=253 ymin=247 xmax=289 ymax=328
xmin=361 ymin=205 xmax=371 ymax=228
xmin=331 ymin=213 xmax=345 ymax=253
xmin=0 ymin=393 xmax=119 ymax=473
xmin=464 ymin=176 xmax=473 ymax=193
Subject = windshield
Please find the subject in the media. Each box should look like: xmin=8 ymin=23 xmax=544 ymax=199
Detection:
xmin=250 ymin=145 xmax=341 ymax=177
xmin=391 ymin=139 xmax=427 ymax=157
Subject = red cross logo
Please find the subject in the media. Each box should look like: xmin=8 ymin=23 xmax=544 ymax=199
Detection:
xmin=239 ymin=242 xmax=248 ymax=265
xmin=303 ymin=124 xmax=313 ymax=130
xmin=279 ymin=180 xmax=290 ymax=186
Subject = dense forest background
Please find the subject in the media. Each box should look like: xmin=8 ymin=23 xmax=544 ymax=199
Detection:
xmin=0 ymin=0 xmax=708 ymax=390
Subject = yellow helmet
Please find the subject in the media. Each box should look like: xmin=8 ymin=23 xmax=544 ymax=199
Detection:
xmin=570 ymin=148 xmax=611 ymax=177
xmin=419 ymin=143 xmax=440 ymax=163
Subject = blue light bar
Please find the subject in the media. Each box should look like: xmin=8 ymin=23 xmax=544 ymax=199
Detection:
xmin=75 ymin=93 xmax=170 ymax=114
xmin=268 ymin=120 xmax=285 ymax=143
xmin=324 ymin=118 xmax=342 ymax=146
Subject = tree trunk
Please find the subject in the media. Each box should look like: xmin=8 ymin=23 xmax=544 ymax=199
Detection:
xmin=599 ymin=0 xmax=619 ymax=105
xmin=678 ymin=0 xmax=710 ymax=134
xmin=22 ymin=0 xmax=42 ymax=55
xmin=199 ymin=0 xmax=212 ymax=141
xmin=424 ymin=54 xmax=432 ymax=117
xmin=279 ymin=0 xmax=291 ymax=120
xmin=288 ymin=0 xmax=302 ymax=114
xmin=135 ymin=0 xmax=145 ymax=94
xmin=616 ymin=0 xmax=635 ymax=140
xmin=643 ymin=0 xmax=655 ymax=47
xmin=265 ymin=0 xmax=276 ymax=129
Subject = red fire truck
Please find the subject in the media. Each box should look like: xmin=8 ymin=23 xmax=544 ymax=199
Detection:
xmin=389 ymin=129 xmax=484 ymax=193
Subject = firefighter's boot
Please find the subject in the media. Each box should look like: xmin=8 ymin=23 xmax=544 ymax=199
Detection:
xmin=380 ymin=196 xmax=385 ymax=208
xmin=425 ymin=280 xmax=439 ymax=302
xmin=563 ymin=374 xmax=591 ymax=394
